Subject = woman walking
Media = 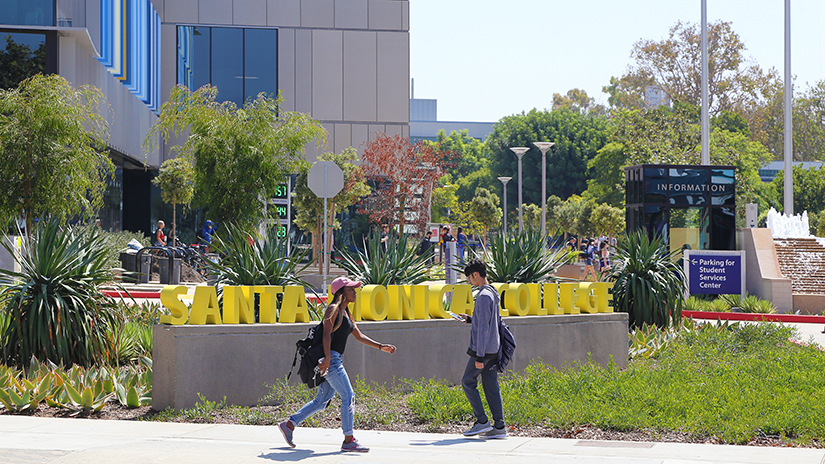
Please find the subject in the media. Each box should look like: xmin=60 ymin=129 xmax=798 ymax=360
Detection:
xmin=278 ymin=277 xmax=396 ymax=452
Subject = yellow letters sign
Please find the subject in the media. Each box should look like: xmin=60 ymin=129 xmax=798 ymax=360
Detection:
xmin=159 ymin=281 xmax=614 ymax=325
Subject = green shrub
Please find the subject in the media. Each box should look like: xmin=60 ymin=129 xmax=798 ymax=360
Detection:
xmin=739 ymin=295 xmax=777 ymax=313
xmin=607 ymin=231 xmax=686 ymax=328
xmin=209 ymin=223 xmax=313 ymax=287
xmin=481 ymin=230 xmax=577 ymax=283
xmin=337 ymin=232 xmax=431 ymax=285
xmin=0 ymin=220 xmax=118 ymax=367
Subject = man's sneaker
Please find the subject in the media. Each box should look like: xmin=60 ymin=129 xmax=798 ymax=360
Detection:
xmin=341 ymin=438 xmax=370 ymax=452
xmin=463 ymin=421 xmax=493 ymax=436
xmin=482 ymin=426 xmax=508 ymax=439
xmin=278 ymin=421 xmax=295 ymax=448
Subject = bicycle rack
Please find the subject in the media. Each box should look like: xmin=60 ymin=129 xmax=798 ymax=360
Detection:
xmin=135 ymin=246 xmax=177 ymax=285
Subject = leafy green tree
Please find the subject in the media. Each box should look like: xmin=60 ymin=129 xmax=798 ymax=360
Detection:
xmin=590 ymin=203 xmax=626 ymax=239
xmin=522 ymin=204 xmax=542 ymax=231
xmin=573 ymin=198 xmax=597 ymax=239
xmin=152 ymin=156 xmax=194 ymax=243
xmin=427 ymin=129 xmax=495 ymax=203
xmin=766 ymin=166 xmax=825 ymax=218
xmin=0 ymin=34 xmax=46 ymax=90
xmin=0 ymin=74 xmax=111 ymax=233
xmin=469 ymin=187 xmax=502 ymax=242
xmin=555 ymin=197 xmax=584 ymax=240
xmin=552 ymin=88 xmax=607 ymax=116
xmin=430 ymin=174 xmax=459 ymax=224
xmin=145 ymin=85 xmax=325 ymax=227
xmin=604 ymin=20 xmax=771 ymax=115
xmin=292 ymin=148 xmax=370 ymax=262
xmin=545 ymin=195 xmax=563 ymax=227
xmin=583 ymin=142 xmax=627 ymax=207
xmin=486 ymin=108 xmax=609 ymax=209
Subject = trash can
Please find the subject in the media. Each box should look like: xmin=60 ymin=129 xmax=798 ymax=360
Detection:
xmin=139 ymin=254 xmax=151 ymax=284
xmin=119 ymin=252 xmax=136 ymax=283
xmin=158 ymin=256 xmax=181 ymax=285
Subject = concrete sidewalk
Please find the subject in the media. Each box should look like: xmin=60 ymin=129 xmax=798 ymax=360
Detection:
xmin=0 ymin=415 xmax=823 ymax=464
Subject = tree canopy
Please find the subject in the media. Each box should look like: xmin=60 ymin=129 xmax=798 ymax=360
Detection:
xmin=485 ymin=108 xmax=610 ymax=210
xmin=152 ymin=156 xmax=195 ymax=241
xmin=144 ymin=85 xmax=326 ymax=228
xmin=0 ymin=74 xmax=111 ymax=232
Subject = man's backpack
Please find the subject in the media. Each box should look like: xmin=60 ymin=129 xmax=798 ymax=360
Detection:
xmin=288 ymin=322 xmax=326 ymax=388
xmin=496 ymin=316 xmax=516 ymax=373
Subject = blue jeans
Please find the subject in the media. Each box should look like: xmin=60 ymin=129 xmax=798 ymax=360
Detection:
xmin=289 ymin=351 xmax=355 ymax=436
xmin=462 ymin=356 xmax=504 ymax=428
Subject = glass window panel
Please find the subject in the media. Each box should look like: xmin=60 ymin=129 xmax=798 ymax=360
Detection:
xmin=176 ymin=26 xmax=211 ymax=91
xmin=668 ymin=168 xmax=708 ymax=206
xmin=0 ymin=0 xmax=54 ymax=26
xmin=211 ymin=27 xmax=243 ymax=106
xmin=244 ymin=28 xmax=278 ymax=101
xmin=710 ymin=168 xmax=735 ymax=206
xmin=643 ymin=168 xmax=667 ymax=203
xmin=669 ymin=207 xmax=709 ymax=254
xmin=644 ymin=206 xmax=668 ymax=244
xmin=710 ymin=207 xmax=736 ymax=250
xmin=0 ymin=32 xmax=46 ymax=89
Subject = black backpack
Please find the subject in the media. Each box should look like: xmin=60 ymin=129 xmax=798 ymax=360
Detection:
xmin=496 ymin=315 xmax=516 ymax=373
xmin=288 ymin=322 xmax=326 ymax=388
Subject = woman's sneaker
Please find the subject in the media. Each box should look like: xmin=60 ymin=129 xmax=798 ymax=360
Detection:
xmin=341 ymin=438 xmax=370 ymax=452
xmin=482 ymin=426 xmax=508 ymax=439
xmin=463 ymin=421 xmax=493 ymax=436
xmin=278 ymin=421 xmax=295 ymax=448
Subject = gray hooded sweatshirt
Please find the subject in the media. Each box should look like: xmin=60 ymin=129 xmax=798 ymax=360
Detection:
xmin=467 ymin=284 xmax=500 ymax=362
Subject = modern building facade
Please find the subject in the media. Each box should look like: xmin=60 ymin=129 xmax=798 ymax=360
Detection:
xmin=1 ymin=0 xmax=411 ymax=234
xmin=625 ymin=164 xmax=737 ymax=254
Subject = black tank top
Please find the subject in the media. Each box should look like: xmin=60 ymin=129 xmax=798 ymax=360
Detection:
xmin=329 ymin=308 xmax=354 ymax=355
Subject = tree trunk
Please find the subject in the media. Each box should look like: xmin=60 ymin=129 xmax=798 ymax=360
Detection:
xmin=171 ymin=202 xmax=177 ymax=245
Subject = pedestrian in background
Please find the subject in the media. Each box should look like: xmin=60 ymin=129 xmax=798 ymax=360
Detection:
xmin=154 ymin=220 xmax=166 ymax=247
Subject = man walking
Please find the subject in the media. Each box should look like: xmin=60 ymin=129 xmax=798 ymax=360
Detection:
xmin=457 ymin=259 xmax=507 ymax=439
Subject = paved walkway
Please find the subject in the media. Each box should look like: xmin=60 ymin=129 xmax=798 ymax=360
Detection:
xmin=1 ymin=415 xmax=824 ymax=464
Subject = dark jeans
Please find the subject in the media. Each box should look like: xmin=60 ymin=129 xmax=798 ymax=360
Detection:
xmin=461 ymin=356 xmax=504 ymax=428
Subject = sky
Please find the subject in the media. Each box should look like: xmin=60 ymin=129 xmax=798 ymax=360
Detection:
xmin=409 ymin=0 xmax=825 ymax=123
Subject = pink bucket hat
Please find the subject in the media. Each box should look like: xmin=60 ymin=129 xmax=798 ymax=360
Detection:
xmin=330 ymin=276 xmax=361 ymax=295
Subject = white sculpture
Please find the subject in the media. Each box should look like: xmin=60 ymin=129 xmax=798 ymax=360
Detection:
xmin=766 ymin=207 xmax=811 ymax=238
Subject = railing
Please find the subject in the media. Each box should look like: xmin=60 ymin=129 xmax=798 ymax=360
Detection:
xmin=135 ymin=246 xmax=177 ymax=285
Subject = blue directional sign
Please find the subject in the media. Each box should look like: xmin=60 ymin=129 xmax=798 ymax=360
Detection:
xmin=685 ymin=250 xmax=745 ymax=295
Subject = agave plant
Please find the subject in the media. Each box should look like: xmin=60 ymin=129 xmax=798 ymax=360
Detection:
xmin=480 ymin=230 xmax=578 ymax=283
xmin=0 ymin=220 xmax=118 ymax=367
xmin=337 ymin=232 xmax=430 ymax=285
xmin=739 ymin=295 xmax=776 ymax=314
xmin=208 ymin=223 xmax=314 ymax=287
xmin=607 ymin=230 xmax=686 ymax=328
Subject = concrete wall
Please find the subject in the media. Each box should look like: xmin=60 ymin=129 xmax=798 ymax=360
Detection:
xmin=738 ymin=228 xmax=793 ymax=313
xmin=154 ymin=0 xmax=410 ymax=162
xmin=153 ymin=312 xmax=629 ymax=410
xmin=57 ymin=32 xmax=161 ymax=167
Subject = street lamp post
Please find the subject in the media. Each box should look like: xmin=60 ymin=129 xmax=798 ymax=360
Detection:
xmin=510 ymin=147 xmax=529 ymax=233
xmin=533 ymin=142 xmax=555 ymax=242
xmin=497 ymin=176 xmax=512 ymax=233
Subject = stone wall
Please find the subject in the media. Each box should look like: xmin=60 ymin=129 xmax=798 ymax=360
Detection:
xmin=153 ymin=313 xmax=629 ymax=410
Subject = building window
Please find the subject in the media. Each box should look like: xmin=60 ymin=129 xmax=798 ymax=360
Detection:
xmin=0 ymin=0 xmax=54 ymax=26
xmin=177 ymin=26 xmax=278 ymax=107
xmin=0 ymin=32 xmax=46 ymax=89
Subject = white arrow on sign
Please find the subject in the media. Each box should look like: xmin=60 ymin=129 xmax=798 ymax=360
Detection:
xmin=308 ymin=161 xmax=344 ymax=198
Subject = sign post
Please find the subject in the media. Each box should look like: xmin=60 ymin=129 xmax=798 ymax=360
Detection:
xmin=308 ymin=161 xmax=344 ymax=292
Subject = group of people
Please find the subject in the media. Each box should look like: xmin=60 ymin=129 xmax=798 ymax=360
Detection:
xmin=152 ymin=219 xmax=216 ymax=250
xmin=568 ymin=236 xmax=613 ymax=281
xmin=414 ymin=225 xmax=471 ymax=265
xmin=278 ymin=258 xmax=507 ymax=452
